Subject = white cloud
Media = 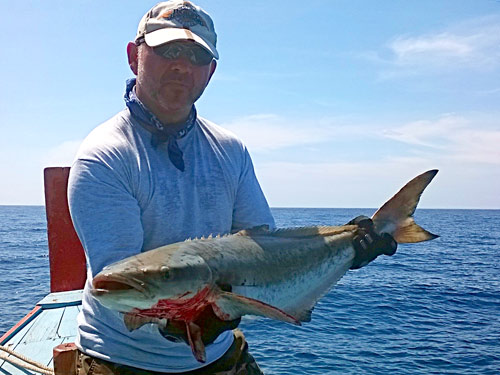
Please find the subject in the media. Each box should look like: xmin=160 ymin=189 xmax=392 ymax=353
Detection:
xmin=256 ymin=157 xmax=500 ymax=209
xmin=40 ymin=140 xmax=82 ymax=168
xmin=448 ymin=128 xmax=500 ymax=164
xmin=373 ymin=15 xmax=500 ymax=75
xmin=220 ymin=114 xmax=361 ymax=152
xmin=257 ymin=159 xmax=434 ymax=207
xmin=0 ymin=140 xmax=83 ymax=205
xmin=382 ymin=114 xmax=467 ymax=147
xmin=223 ymin=111 xmax=500 ymax=207
xmin=478 ymin=87 xmax=500 ymax=95
xmin=381 ymin=114 xmax=500 ymax=165
xmin=389 ymin=33 xmax=474 ymax=64
xmin=257 ymin=159 xmax=431 ymax=208
xmin=222 ymin=111 xmax=500 ymax=169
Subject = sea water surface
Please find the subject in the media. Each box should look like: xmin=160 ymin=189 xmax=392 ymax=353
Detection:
xmin=0 ymin=206 xmax=499 ymax=374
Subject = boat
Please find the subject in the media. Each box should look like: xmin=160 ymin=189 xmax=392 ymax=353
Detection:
xmin=0 ymin=167 xmax=86 ymax=375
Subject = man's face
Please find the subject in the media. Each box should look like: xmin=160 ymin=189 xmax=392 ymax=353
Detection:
xmin=128 ymin=40 xmax=216 ymax=122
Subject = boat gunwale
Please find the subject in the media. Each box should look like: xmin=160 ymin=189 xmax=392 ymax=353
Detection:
xmin=0 ymin=289 xmax=83 ymax=346
xmin=0 ymin=306 xmax=43 ymax=345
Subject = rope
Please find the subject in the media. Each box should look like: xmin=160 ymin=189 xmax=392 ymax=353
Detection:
xmin=0 ymin=344 xmax=54 ymax=375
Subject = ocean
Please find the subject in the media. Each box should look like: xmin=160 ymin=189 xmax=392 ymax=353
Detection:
xmin=0 ymin=206 xmax=499 ymax=374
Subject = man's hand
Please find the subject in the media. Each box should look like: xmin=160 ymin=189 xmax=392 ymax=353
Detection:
xmin=347 ymin=216 xmax=397 ymax=269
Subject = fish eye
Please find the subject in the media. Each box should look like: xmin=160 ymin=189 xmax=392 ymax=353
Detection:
xmin=160 ymin=266 xmax=170 ymax=279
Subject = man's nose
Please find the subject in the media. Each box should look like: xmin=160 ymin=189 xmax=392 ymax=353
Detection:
xmin=168 ymin=56 xmax=193 ymax=72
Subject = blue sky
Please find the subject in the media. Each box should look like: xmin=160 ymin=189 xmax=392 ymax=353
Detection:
xmin=1 ymin=0 xmax=499 ymax=208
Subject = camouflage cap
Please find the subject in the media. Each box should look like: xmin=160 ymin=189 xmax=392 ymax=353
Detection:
xmin=136 ymin=1 xmax=218 ymax=59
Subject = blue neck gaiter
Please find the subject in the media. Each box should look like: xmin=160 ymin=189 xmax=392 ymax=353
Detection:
xmin=124 ymin=78 xmax=196 ymax=172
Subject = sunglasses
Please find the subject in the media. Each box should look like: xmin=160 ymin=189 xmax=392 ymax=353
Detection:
xmin=153 ymin=41 xmax=214 ymax=66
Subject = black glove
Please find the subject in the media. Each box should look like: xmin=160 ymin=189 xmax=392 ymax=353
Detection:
xmin=347 ymin=216 xmax=397 ymax=269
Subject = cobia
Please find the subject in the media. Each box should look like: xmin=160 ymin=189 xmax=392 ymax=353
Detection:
xmin=91 ymin=169 xmax=439 ymax=362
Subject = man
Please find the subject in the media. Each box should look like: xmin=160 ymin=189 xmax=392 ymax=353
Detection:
xmin=69 ymin=1 xmax=274 ymax=373
xmin=68 ymin=1 xmax=395 ymax=374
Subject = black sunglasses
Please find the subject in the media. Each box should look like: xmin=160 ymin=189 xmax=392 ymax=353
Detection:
xmin=153 ymin=41 xmax=214 ymax=66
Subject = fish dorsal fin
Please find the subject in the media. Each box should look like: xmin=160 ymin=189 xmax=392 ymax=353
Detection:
xmin=211 ymin=290 xmax=300 ymax=325
xmin=270 ymin=225 xmax=356 ymax=238
xmin=234 ymin=225 xmax=353 ymax=238
xmin=235 ymin=224 xmax=270 ymax=236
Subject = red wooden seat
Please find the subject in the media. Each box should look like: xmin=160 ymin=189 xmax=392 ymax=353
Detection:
xmin=44 ymin=167 xmax=86 ymax=292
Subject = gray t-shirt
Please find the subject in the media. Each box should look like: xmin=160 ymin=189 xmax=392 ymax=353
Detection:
xmin=68 ymin=109 xmax=275 ymax=372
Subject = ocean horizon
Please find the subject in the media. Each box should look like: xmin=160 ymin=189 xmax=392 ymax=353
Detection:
xmin=0 ymin=206 xmax=499 ymax=374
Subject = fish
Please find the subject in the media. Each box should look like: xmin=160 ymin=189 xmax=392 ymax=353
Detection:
xmin=91 ymin=169 xmax=439 ymax=362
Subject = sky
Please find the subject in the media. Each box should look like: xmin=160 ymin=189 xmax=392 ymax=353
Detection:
xmin=1 ymin=0 xmax=499 ymax=208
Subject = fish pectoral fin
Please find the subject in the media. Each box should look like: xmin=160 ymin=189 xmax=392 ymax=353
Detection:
xmin=212 ymin=291 xmax=301 ymax=326
xmin=186 ymin=321 xmax=206 ymax=363
xmin=297 ymin=308 xmax=313 ymax=323
xmin=123 ymin=313 xmax=165 ymax=332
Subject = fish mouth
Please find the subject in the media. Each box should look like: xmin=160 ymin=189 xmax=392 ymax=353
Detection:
xmin=91 ymin=273 xmax=150 ymax=298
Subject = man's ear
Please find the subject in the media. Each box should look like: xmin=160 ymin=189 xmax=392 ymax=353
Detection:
xmin=208 ymin=59 xmax=217 ymax=82
xmin=127 ymin=42 xmax=139 ymax=75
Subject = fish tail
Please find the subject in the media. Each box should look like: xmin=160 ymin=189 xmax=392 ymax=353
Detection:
xmin=371 ymin=170 xmax=439 ymax=244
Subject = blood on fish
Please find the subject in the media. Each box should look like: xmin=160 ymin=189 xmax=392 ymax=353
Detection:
xmin=131 ymin=286 xmax=214 ymax=322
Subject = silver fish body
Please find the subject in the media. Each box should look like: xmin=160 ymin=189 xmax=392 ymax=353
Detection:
xmin=192 ymin=226 xmax=356 ymax=322
xmin=91 ymin=169 xmax=440 ymax=362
